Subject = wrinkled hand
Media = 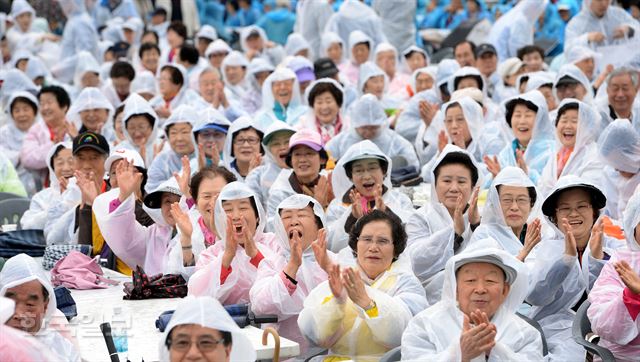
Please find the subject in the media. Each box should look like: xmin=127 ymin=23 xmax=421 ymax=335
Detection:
xmin=588 ymin=31 xmax=606 ymax=43
xmin=289 ymin=231 xmax=303 ymax=267
xmin=327 ymin=264 xmax=346 ymax=302
xmin=313 ymin=175 xmax=331 ymax=208
xmin=614 ymin=261 xmax=640 ymax=294
xmin=173 ymin=155 xmax=192 ymax=199
xmin=66 ymin=121 xmax=79 ymax=139
xmin=460 ymin=314 xmax=496 ymax=362
xmin=222 ymin=215 xmax=239 ymax=268
xmin=59 ymin=176 xmax=69 ymax=193
xmin=468 ymin=187 xmax=480 ymax=225
xmin=484 ymin=155 xmax=501 ymax=178
xmin=349 ymin=189 xmax=364 ymax=219
xmin=518 ymin=218 xmax=541 ymax=261
xmin=453 ymin=194 xmax=466 ymax=236
xmin=515 ymin=149 xmax=528 ymax=174
xmin=589 ymin=220 xmax=604 ymax=260
xmin=248 ymin=153 xmax=262 ymax=174
xmin=438 ymin=130 xmax=448 ymax=153
xmin=342 ymin=267 xmax=371 ymax=309
xmin=418 ymin=101 xmax=439 ymax=128
xmin=373 ymin=184 xmax=386 ymax=212
xmin=116 ymin=158 xmax=143 ymax=201
xmin=240 ymin=216 xmax=258 ymax=258
xmin=170 ymin=202 xmax=193 ymax=238
xmin=311 ymin=229 xmax=335 ymax=273
xmin=75 ymin=170 xmax=100 ymax=207
xmin=197 ymin=142 xmax=220 ymax=169
xmin=563 ymin=218 xmax=578 ymax=257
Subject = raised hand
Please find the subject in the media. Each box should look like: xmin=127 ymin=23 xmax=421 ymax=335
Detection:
xmin=373 ymin=184 xmax=386 ymax=212
xmin=66 ymin=121 xmax=79 ymax=139
xmin=342 ymin=267 xmax=371 ymax=309
xmin=117 ymin=158 xmax=143 ymax=202
xmin=327 ymin=264 xmax=345 ymax=303
xmin=460 ymin=314 xmax=496 ymax=362
xmin=283 ymin=231 xmax=303 ymax=280
xmin=59 ymin=176 xmax=69 ymax=193
xmin=222 ymin=215 xmax=239 ymax=268
xmin=210 ymin=143 xmax=221 ymax=166
xmin=75 ymin=170 xmax=100 ymax=207
xmin=589 ymin=219 xmax=604 ymax=260
xmin=483 ymin=155 xmax=501 ymax=178
xmin=562 ymin=218 xmax=578 ymax=257
xmin=349 ymin=189 xmax=364 ymax=219
xmin=173 ymin=155 xmax=192 ymax=199
xmin=248 ymin=153 xmax=262 ymax=174
xmin=197 ymin=143 xmax=207 ymax=170
xmin=518 ymin=218 xmax=541 ymax=262
xmin=240 ymin=216 xmax=257 ymax=259
xmin=419 ymin=101 xmax=438 ymax=128
xmin=311 ymin=229 xmax=335 ymax=273
xmin=170 ymin=202 xmax=193 ymax=238
xmin=453 ymin=194 xmax=466 ymax=236
xmin=313 ymin=175 xmax=331 ymax=208
xmin=515 ymin=149 xmax=528 ymax=174
xmin=438 ymin=130 xmax=448 ymax=153
xmin=467 ymin=186 xmax=481 ymax=225
xmin=614 ymin=261 xmax=640 ymax=294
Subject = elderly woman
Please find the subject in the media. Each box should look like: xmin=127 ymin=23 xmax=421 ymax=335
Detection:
xmin=321 ymin=32 xmax=347 ymax=70
xmin=326 ymin=94 xmax=420 ymax=170
xmin=268 ymin=129 xmax=331 ymax=223
xmin=539 ymin=99 xmax=604 ymax=197
xmin=159 ymin=296 xmax=256 ymax=362
xmin=340 ymin=30 xmax=373 ymax=86
xmin=117 ymin=94 xmax=160 ymax=167
xmin=187 ymin=182 xmax=280 ymax=304
xmin=221 ymin=117 xmax=264 ymax=181
xmin=220 ymin=50 xmax=250 ymax=103
xmin=526 ymin=176 xmax=625 ymax=361
xmin=402 ymin=239 xmax=543 ymax=360
xmin=326 ymin=140 xmax=414 ymax=252
xmin=241 ymin=58 xmax=274 ymax=115
xmin=553 ymin=64 xmax=594 ymax=104
xmin=394 ymin=68 xmax=440 ymax=143
xmin=484 ymin=90 xmax=555 ymax=185
xmin=149 ymin=64 xmax=201 ymax=124
xmin=357 ymin=61 xmax=401 ymax=113
xmin=298 ymin=78 xmax=349 ymax=145
xmin=246 ymin=121 xmax=295 ymax=211
xmin=250 ymin=195 xmax=330 ymax=352
xmin=66 ymin=87 xmax=115 ymax=142
xmin=298 ymin=210 xmax=427 ymax=360
xmin=374 ymin=42 xmax=411 ymax=102
xmin=191 ymin=108 xmax=231 ymax=169
xmin=588 ymin=192 xmax=640 ymax=361
xmin=407 ymin=145 xmax=481 ymax=303
xmin=255 ymin=67 xmax=309 ymax=131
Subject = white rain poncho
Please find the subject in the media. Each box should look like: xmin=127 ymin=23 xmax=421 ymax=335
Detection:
xmin=320 ymin=31 xmax=346 ymax=65
xmin=0 ymin=69 xmax=38 ymax=109
xmin=487 ymin=0 xmax=548 ymax=61
xmin=148 ymin=63 xmax=203 ymax=125
xmin=72 ymin=51 xmax=100 ymax=90
xmin=526 ymin=176 xmax=624 ymax=361
xmin=221 ymin=116 xmax=262 ymax=182
xmin=553 ymin=63 xmax=595 ymax=104
xmin=187 ymin=182 xmax=280 ymax=304
xmin=396 ymin=72 xmax=441 ymax=145
xmin=5 ymin=0 xmax=41 ymax=53
xmin=145 ymin=105 xmax=197 ymax=193
xmin=565 ymin=1 xmax=640 ymax=49
xmin=294 ymin=0 xmax=333 ymax=59
xmin=205 ymin=39 xmax=232 ymax=59
xmin=598 ymin=119 xmax=640 ymax=219
xmin=239 ymin=25 xmax=285 ymax=67
xmin=298 ymin=248 xmax=427 ymax=360
xmin=494 ymin=90 xmax=555 ymax=185
xmin=0 ymin=253 xmax=81 ymax=362
xmin=117 ymin=93 xmax=160 ymax=167
xmin=356 ymin=60 xmax=401 ymax=110
xmin=0 ymin=91 xmax=41 ymax=196
xmin=130 ymin=70 xmax=157 ymax=97
xmin=254 ymin=67 xmax=308 ymax=131
xmin=241 ymin=57 xmax=275 ymax=115
xmin=326 ymin=140 xmax=414 ymax=252
xmin=408 ymin=66 xmax=437 ymax=95
xmin=325 ymin=94 xmax=420 ymax=170
xmin=588 ymin=192 xmax=640 ymax=361
xmin=66 ymin=87 xmax=115 ymax=142
xmin=220 ymin=50 xmax=250 ymax=102
xmin=297 ymin=78 xmax=350 ymax=143
xmin=25 ymin=56 xmax=50 ymax=84
xmin=450 ymin=66 xmax=486 ymax=96
xmin=371 ymin=0 xmax=416 ymax=56
xmin=158 ymin=296 xmax=256 ymax=362
xmin=250 ymin=194 xmax=329 ymax=351
xmin=21 ymin=142 xmax=72 ymax=230
xmin=324 ymin=0 xmax=387 ymax=52
xmin=539 ymin=99 xmax=604 ymax=197
xmin=565 ymin=45 xmax=600 ymax=76
xmin=406 ymin=145 xmax=482 ymax=303
xmin=524 ymin=71 xmax=556 ymax=93
xmin=58 ymin=0 xmax=99 ymax=60
xmin=245 ymin=121 xmax=295 ymax=210
xmin=373 ymin=42 xmax=411 ymax=102
xmin=596 ymin=92 xmax=640 ymax=135
xmin=284 ymin=33 xmax=310 ymax=56
xmin=401 ymin=239 xmax=543 ymax=361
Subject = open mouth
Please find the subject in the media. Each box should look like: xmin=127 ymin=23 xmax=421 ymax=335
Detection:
xmin=288 ymin=229 xmax=303 ymax=240
xmin=568 ymin=220 xmax=583 ymax=226
xmin=362 ymin=182 xmax=376 ymax=192
xmin=562 ymin=131 xmax=575 ymax=141
xmin=517 ymin=127 xmax=530 ymax=133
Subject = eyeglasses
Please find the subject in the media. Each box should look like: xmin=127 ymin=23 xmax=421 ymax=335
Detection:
xmin=351 ymin=164 xmax=381 ymax=178
xmin=168 ymin=337 xmax=225 ymax=353
xmin=233 ymin=137 xmax=260 ymax=145
xmin=499 ymin=197 xmax=530 ymax=207
xmin=358 ymin=235 xmax=392 ymax=246
xmin=556 ymin=203 xmax=592 ymax=217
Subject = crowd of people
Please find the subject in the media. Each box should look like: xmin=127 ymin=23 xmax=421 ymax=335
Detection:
xmin=0 ymin=0 xmax=639 ymax=361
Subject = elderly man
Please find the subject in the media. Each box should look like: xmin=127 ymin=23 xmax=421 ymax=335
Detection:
xmin=402 ymin=239 xmax=543 ymax=361
xmin=196 ymin=67 xmax=246 ymax=122
xmin=565 ymin=0 xmax=640 ymax=49
xmin=0 ymin=254 xmax=81 ymax=361
xmin=598 ymin=67 xmax=640 ymax=132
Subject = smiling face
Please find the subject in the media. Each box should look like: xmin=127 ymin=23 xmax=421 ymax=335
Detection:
xmin=74 ymin=148 xmax=106 ymax=182
xmin=350 ymin=158 xmax=385 ymax=198
xmin=161 ymin=193 xmax=181 ymax=226
xmin=126 ymin=115 xmax=154 ymax=147
xmin=52 ymin=148 xmax=75 ymax=182
xmin=556 ymin=82 xmax=587 ymax=101
xmin=141 ymin=48 xmax=160 ymax=73
xmin=224 ymin=65 xmax=246 ymax=85
xmin=39 ymin=92 xmax=68 ymax=127
xmin=352 ymin=43 xmax=370 ymax=65
xmin=11 ymin=99 xmax=37 ymax=132
xmin=406 ymin=52 xmax=427 ymax=73
xmin=523 ymin=52 xmax=544 ymax=72
xmin=232 ymin=128 xmax=261 ymax=163
xmin=222 ymin=198 xmax=258 ymax=242
xmin=79 ymin=108 xmax=109 ymax=133
xmin=196 ymin=176 xmax=228 ymax=226
xmin=167 ymin=123 xmax=195 ymax=155
xmin=445 ymin=105 xmax=472 ymax=146
xmin=435 ymin=163 xmax=473 ymax=215
xmin=556 ymin=108 xmax=578 ymax=148
xmin=313 ymin=91 xmax=340 ymax=125
xmin=498 ymin=185 xmax=532 ymax=232
xmin=415 ymin=72 xmax=434 ymax=93
xmin=456 ymin=262 xmax=510 ymax=319
xmin=267 ymin=132 xmax=292 ymax=169
xmin=280 ymin=206 xmax=319 ymax=250
xmin=291 ymin=145 xmax=322 ymax=182
xmin=4 ymin=280 xmax=48 ymax=335
xmin=356 ymin=220 xmax=395 ymax=279
xmin=159 ymin=69 xmax=182 ymax=98
xmin=510 ymin=104 xmax=537 ymax=147
xmin=554 ymin=188 xmax=595 ymax=246
xmin=607 ymin=73 xmax=637 ymax=116
xmin=363 ymin=75 xmax=385 ymax=99
xmin=272 ymin=79 xmax=295 ymax=106
xmin=376 ymin=50 xmax=396 ymax=77
xmin=327 ymin=42 xmax=343 ymax=64
xmin=168 ymin=324 xmax=231 ymax=362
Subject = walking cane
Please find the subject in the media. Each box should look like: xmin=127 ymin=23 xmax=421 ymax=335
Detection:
xmin=262 ymin=327 xmax=281 ymax=362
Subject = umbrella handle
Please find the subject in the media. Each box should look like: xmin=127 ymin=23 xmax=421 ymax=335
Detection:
xmin=261 ymin=326 xmax=280 ymax=362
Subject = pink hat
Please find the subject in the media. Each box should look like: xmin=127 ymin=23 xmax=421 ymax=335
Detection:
xmin=288 ymin=129 xmax=324 ymax=152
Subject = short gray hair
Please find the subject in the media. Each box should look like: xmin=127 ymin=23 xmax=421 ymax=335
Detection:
xmin=199 ymin=66 xmax=222 ymax=80
xmin=607 ymin=67 xmax=639 ymax=88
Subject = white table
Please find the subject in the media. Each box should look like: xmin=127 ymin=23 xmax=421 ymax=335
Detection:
xmin=65 ymin=269 xmax=299 ymax=361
